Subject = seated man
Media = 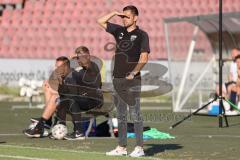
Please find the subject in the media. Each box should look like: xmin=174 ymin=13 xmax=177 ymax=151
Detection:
xmin=216 ymin=48 xmax=240 ymax=101
xmin=24 ymin=56 xmax=77 ymax=137
xmin=228 ymin=54 xmax=240 ymax=103
xmin=24 ymin=46 xmax=103 ymax=139
xmin=56 ymin=46 xmax=103 ymax=140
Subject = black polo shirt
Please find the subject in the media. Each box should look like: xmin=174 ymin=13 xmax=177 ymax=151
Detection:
xmin=76 ymin=61 xmax=102 ymax=89
xmin=106 ymin=22 xmax=150 ymax=78
xmin=58 ymin=61 xmax=102 ymax=96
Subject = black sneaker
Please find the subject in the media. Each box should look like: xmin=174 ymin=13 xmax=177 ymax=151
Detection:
xmin=23 ymin=125 xmax=44 ymax=138
xmin=63 ymin=131 xmax=85 ymax=140
xmin=30 ymin=117 xmax=52 ymax=129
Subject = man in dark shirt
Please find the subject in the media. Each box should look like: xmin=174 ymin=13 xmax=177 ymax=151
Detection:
xmin=57 ymin=46 xmax=103 ymax=140
xmin=98 ymin=5 xmax=150 ymax=157
xmin=24 ymin=47 xmax=103 ymax=139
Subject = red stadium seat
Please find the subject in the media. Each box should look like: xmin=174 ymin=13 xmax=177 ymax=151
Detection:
xmin=0 ymin=0 xmax=23 ymax=4
xmin=0 ymin=0 xmax=239 ymax=59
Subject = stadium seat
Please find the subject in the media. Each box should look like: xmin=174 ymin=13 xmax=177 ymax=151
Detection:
xmin=0 ymin=0 xmax=239 ymax=59
xmin=0 ymin=0 xmax=22 ymax=4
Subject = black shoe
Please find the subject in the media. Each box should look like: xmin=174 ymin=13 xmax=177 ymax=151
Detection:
xmin=23 ymin=125 xmax=44 ymax=138
xmin=30 ymin=117 xmax=52 ymax=129
xmin=63 ymin=131 xmax=85 ymax=140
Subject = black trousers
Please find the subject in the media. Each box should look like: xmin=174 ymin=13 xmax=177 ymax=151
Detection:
xmin=56 ymin=96 xmax=103 ymax=132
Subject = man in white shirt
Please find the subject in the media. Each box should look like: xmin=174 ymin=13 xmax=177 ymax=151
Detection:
xmin=216 ymin=48 xmax=240 ymax=105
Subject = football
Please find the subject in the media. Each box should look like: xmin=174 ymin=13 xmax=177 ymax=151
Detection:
xmin=51 ymin=124 xmax=68 ymax=140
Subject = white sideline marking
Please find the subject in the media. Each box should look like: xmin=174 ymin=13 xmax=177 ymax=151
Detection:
xmin=1 ymin=133 xmax=240 ymax=139
xmin=0 ymin=144 xmax=103 ymax=155
xmin=193 ymin=135 xmax=240 ymax=138
xmin=0 ymin=145 xmax=163 ymax=160
xmin=0 ymin=154 xmax=51 ymax=160
xmin=2 ymin=133 xmax=240 ymax=139
xmin=0 ymin=134 xmax=23 ymax=136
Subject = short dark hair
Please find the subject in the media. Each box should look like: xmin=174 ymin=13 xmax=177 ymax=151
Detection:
xmin=233 ymin=47 xmax=240 ymax=51
xmin=75 ymin=46 xmax=90 ymax=55
xmin=235 ymin=54 xmax=240 ymax=61
xmin=56 ymin=56 xmax=70 ymax=66
xmin=123 ymin=5 xmax=138 ymax=16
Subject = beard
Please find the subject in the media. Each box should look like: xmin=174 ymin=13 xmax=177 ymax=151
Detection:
xmin=123 ymin=21 xmax=134 ymax=28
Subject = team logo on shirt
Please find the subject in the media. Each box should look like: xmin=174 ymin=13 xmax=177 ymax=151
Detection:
xmin=130 ymin=35 xmax=137 ymax=41
xmin=119 ymin=33 xmax=124 ymax=39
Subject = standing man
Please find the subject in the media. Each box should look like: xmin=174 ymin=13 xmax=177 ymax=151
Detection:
xmin=97 ymin=5 xmax=150 ymax=157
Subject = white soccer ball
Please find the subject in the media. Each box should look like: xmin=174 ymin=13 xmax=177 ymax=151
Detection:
xmin=51 ymin=124 xmax=68 ymax=140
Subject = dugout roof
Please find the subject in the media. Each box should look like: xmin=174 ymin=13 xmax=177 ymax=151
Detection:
xmin=164 ymin=12 xmax=240 ymax=55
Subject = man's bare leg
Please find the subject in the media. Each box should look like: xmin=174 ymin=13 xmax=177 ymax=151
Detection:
xmin=41 ymin=81 xmax=59 ymax=120
xmin=41 ymin=93 xmax=58 ymax=120
xmin=216 ymin=84 xmax=227 ymax=97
